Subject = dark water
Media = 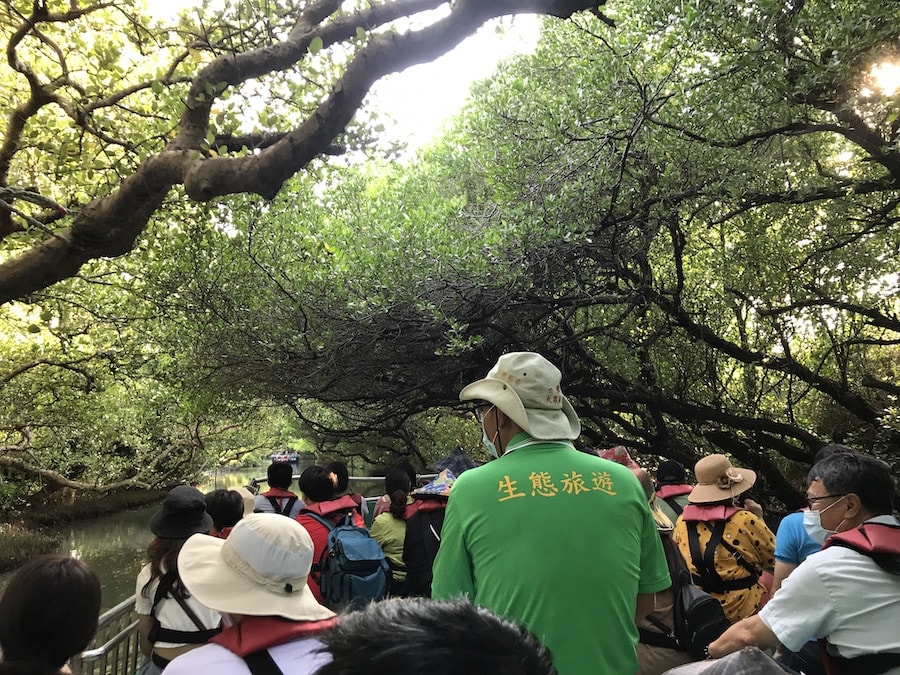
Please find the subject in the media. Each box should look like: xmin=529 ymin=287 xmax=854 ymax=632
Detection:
xmin=0 ymin=465 xmax=388 ymax=610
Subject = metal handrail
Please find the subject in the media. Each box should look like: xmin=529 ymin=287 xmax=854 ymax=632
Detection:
xmin=73 ymin=594 xmax=141 ymax=675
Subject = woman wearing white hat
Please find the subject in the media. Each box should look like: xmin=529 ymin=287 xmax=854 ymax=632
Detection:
xmin=165 ymin=514 xmax=336 ymax=674
xmin=672 ymin=455 xmax=776 ymax=623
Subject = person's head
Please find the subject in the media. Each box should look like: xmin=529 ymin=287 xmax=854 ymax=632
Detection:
xmin=230 ymin=486 xmax=256 ymax=518
xmin=600 ymin=447 xmax=672 ymax=532
xmin=460 ymin=352 xmax=581 ymax=456
xmin=177 ymin=513 xmax=335 ymax=624
xmin=325 ymin=461 xmax=350 ymax=493
xmin=315 ymin=597 xmax=557 ymax=675
xmin=805 ymin=451 xmax=895 ymax=533
xmin=656 ymin=459 xmax=687 ymax=486
xmin=814 ymin=443 xmax=852 ymax=464
xmin=298 ymin=465 xmax=337 ymax=504
xmin=150 ymin=485 xmax=214 ymax=539
xmin=395 ymin=460 xmax=417 ymax=488
xmin=0 ymin=555 xmax=101 ymax=669
xmin=267 ymin=461 xmax=294 ymax=490
xmin=384 ymin=467 xmax=412 ymax=520
xmin=688 ymin=454 xmax=756 ymax=506
xmin=205 ymin=488 xmax=245 ymax=532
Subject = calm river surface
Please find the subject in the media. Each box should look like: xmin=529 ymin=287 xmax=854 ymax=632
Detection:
xmin=1 ymin=465 xmax=387 ymax=610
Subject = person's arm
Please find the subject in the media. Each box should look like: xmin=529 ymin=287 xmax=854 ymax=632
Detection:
xmin=770 ymin=560 xmax=797 ymax=596
xmin=635 ymin=592 xmax=656 ymax=624
xmin=707 ymin=615 xmax=779 ymax=658
xmin=138 ymin=614 xmax=154 ymax=657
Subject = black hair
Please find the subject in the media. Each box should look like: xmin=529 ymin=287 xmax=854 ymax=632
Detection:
xmin=0 ymin=555 xmax=101 ymax=669
xmin=325 ymin=461 xmax=350 ymax=493
xmin=205 ymin=488 xmax=244 ymax=531
xmin=384 ymin=467 xmax=412 ymax=520
xmin=807 ymin=451 xmax=895 ymax=516
xmin=814 ymin=443 xmax=853 ymax=464
xmin=394 ymin=460 xmax=417 ymax=488
xmin=316 ymin=598 xmax=557 ymax=675
xmin=299 ymin=465 xmax=337 ymax=504
xmin=267 ymin=461 xmax=294 ymax=490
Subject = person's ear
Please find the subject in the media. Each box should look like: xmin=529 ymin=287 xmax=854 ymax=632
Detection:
xmin=843 ymin=492 xmax=862 ymax=519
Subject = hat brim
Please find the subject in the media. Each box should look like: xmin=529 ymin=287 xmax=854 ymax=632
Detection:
xmin=150 ymin=511 xmax=214 ymax=539
xmin=460 ymin=378 xmax=581 ymax=441
xmin=177 ymin=532 xmax=335 ymax=622
xmin=688 ymin=468 xmax=757 ymax=504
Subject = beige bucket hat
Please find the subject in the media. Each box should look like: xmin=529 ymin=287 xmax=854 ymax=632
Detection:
xmin=177 ymin=513 xmax=334 ymax=621
xmin=459 ymin=352 xmax=581 ymax=441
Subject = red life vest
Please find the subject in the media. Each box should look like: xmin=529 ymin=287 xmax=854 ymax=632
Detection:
xmin=822 ymin=522 xmax=900 ymax=574
xmin=211 ymin=615 xmax=338 ymax=657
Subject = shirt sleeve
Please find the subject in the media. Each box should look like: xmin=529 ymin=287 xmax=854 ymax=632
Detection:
xmin=430 ymin=490 xmax=476 ymax=601
xmin=774 ymin=513 xmax=802 ymax=564
xmin=134 ymin=564 xmax=152 ymax=615
xmin=758 ymin=554 xmax=832 ymax=651
xmin=731 ymin=510 xmax=776 ymax=569
xmin=638 ymin=497 xmax=672 ymax=594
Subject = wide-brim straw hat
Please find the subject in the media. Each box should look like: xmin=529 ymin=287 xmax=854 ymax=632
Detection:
xmin=689 ymin=454 xmax=757 ymax=504
xmin=177 ymin=513 xmax=334 ymax=622
xmin=459 ymin=352 xmax=581 ymax=441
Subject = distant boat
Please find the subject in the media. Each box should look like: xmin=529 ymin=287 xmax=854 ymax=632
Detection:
xmin=270 ymin=452 xmax=299 ymax=463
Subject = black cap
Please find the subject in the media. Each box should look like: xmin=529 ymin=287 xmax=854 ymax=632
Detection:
xmin=656 ymin=459 xmax=687 ymax=485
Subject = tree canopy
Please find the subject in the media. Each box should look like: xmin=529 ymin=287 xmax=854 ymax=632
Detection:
xmin=161 ymin=0 xmax=899 ymax=507
xmin=1 ymin=0 xmax=898 ymax=510
xmin=0 ymin=0 xmax=604 ymax=303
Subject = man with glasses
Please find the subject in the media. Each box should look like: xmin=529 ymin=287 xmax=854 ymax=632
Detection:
xmin=707 ymin=451 xmax=900 ymax=674
xmin=431 ymin=352 xmax=670 ymax=675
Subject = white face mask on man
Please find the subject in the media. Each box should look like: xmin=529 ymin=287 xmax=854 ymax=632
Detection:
xmin=802 ymin=495 xmax=847 ymax=545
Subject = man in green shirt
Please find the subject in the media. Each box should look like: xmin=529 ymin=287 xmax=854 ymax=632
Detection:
xmin=432 ymin=352 xmax=670 ymax=675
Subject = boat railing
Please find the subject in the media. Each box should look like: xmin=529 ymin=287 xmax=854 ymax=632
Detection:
xmin=70 ymin=472 xmax=440 ymax=673
xmin=73 ymin=594 xmax=141 ymax=675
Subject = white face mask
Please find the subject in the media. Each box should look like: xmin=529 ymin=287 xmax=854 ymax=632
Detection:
xmin=802 ymin=508 xmax=832 ymax=545
xmin=802 ymin=495 xmax=847 ymax=545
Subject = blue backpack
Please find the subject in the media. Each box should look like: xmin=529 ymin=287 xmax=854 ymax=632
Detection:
xmin=302 ymin=510 xmax=389 ymax=611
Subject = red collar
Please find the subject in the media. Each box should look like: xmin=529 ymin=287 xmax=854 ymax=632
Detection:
xmin=212 ymin=615 xmax=338 ymax=656
xmin=656 ymin=484 xmax=693 ymax=499
xmin=681 ymin=504 xmax=741 ymax=522
xmin=262 ymin=487 xmax=298 ymax=499
xmin=303 ymin=494 xmax=359 ymax=517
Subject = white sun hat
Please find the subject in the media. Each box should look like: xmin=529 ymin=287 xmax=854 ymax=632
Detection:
xmin=177 ymin=513 xmax=334 ymax=621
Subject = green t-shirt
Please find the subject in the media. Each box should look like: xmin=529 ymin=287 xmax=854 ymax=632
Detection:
xmin=432 ymin=433 xmax=670 ymax=675
xmin=370 ymin=510 xmax=407 ymax=581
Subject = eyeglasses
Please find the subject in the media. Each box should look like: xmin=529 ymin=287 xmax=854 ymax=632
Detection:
xmin=474 ymin=404 xmax=494 ymax=423
xmin=806 ymin=493 xmax=847 ymax=509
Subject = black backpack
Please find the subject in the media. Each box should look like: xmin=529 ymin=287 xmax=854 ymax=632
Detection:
xmin=640 ymin=535 xmax=731 ymax=660
xmin=402 ymin=503 xmax=447 ymax=597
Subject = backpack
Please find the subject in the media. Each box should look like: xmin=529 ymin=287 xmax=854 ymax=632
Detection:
xmin=266 ymin=495 xmax=298 ymax=517
xmin=641 ymin=535 xmax=730 ymax=660
xmin=302 ymin=510 xmax=390 ymax=611
xmin=402 ymin=502 xmax=448 ymax=597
